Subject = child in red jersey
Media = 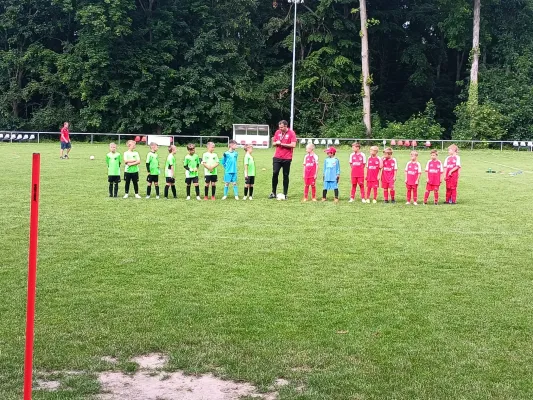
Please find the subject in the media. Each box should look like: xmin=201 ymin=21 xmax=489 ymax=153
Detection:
xmin=404 ymin=150 xmax=422 ymax=205
xmin=381 ymin=147 xmax=397 ymax=203
xmin=424 ymin=149 xmax=443 ymax=205
xmin=365 ymin=146 xmax=382 ymax=203
xmin=302 ymin=143 xmax=319 ymax=202
xmin=443 ymin=144 xmax=461 ymax=204
xmin=349 ymin=142 xmax=366 ymax=203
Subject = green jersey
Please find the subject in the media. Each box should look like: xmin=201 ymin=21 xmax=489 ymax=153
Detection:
xmin=244 ymin=153 xmax=256 ymax=177
xmin=202 ymin=152 xmax=219 ymax=176
xmin=184 ymin=153 xmax=201 ymax=178
xmin=165 ymin=153 xmax=176 ymax=178
xmin=106 ymin=152 xmax=122 ymax=176
xmin=146 ymin=151 xmax=160 ymax=175
xmin=124 ymin=150 xmax=140 ymax=173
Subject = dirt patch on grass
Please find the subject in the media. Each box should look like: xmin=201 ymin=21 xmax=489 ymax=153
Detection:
xmin=130 ymin=353 xmax=169 ymax=369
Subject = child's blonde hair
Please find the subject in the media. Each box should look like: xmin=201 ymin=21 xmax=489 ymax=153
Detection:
xmin=306 ymin=143 xmax=315 ymax=150
xmin=448 ymin=144 xmax=459 ymax=153
xmin=383 ymin=147 xmax=393 ymax=154
xmin=126 ymin=140 xmax=135 ymax=147
xmin=370 ymin=145 xmax=379 ymax=152
xmin=410 ymin=150 xmax=419 ymax=157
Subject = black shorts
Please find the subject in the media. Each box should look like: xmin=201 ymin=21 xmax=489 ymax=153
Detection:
xmin=124 ymin=172 xmax=139 ymax=182
xmin=245 ymin=176 xmax=255 ymax=185
xmin=166 ymin=177 xmax=176 ymax=184
xmin=147 ymin=174 xmax=159 ymax=183
xmin=205 ymin=175 xmax=218 ymax=184
xmin=185 ymin=177 xmax=199 ymax=185
xmin=108 ymin=175 xmax=121 ymax=183
xmin=60 ymin=141 xmax=71 ymax=150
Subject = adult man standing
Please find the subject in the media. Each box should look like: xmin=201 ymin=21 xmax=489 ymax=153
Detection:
xmin=269 ymin=120 xmax=297 ymax=199
xmin=60 ymin=122 xmax=71 ymax=159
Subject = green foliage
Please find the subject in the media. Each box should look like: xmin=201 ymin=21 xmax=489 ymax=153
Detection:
xmin=377 ymin=100 xmax=444 ymax=140
xmin=453 ymin=101 xmax=507 ymax=141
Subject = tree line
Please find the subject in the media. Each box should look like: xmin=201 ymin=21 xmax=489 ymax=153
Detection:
xmin=1 ymin=0 xmax=532 ymax=141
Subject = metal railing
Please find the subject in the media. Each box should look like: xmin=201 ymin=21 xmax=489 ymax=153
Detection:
xmin=0 ymin=131 xmax=231 ymax=147
xmin=298 ymin=138 xmax=533 ymax=151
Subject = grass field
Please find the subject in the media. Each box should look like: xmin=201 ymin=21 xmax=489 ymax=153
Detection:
xmin=1 ymin=142 xmax=533 ymax=400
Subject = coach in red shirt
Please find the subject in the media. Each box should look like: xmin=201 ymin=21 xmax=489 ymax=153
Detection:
xmin=60 ymin=121 xmax=71 ymax=159
xmin=269 ymin=120 xmax=297 ymax=199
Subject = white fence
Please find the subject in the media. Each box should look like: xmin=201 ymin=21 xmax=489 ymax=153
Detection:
xmin=298 ymin=138 xmax=533 ymax=151
xmin=0 ymin=131 xmax=230 ymax=147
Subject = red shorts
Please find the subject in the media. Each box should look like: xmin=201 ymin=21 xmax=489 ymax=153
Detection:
xmin=351 ymin=177 xmax=364 ymax=185
xmin=406 ymin=184 xmax=418 ymax=191
xmin=381 ymin=181 xmax=395 ymax=189
xmin=426 ymin=183 xmax=440 ymax=191
xmin=366 ymin=180 xmax=379 ymax=189
xmin=304 ymin=177 xmax=316 ymax=186
xmin=445 ymin=176 xmax=459 ymax=189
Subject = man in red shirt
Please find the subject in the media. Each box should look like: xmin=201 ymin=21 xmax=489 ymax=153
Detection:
xmin=269 ymin=120 xmax=297 ymax=199
xmin=60 ymin=121 xmax=71 ymax=159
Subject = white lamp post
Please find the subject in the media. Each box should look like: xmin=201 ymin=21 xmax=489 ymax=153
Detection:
xmin=287 ymin=0 xmax=303 ymax=131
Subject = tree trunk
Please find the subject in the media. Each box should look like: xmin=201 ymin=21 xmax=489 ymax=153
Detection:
xmin=360 ymin=0 xmax=371 ymax=137
xmin=469 ymin=0 xmax=481 ymax=107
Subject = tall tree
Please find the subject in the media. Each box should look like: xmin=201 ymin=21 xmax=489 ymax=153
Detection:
xmin=359 ymin=0 xmax=372 ymax=136
xmin=468 ymin=0 xmax=481 ymax=107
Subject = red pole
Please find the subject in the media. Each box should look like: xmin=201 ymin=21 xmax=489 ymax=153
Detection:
xmin=23 ymin=153 xmax=41 ymax=400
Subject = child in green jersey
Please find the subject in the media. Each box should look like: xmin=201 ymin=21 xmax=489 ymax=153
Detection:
xmin=123 ymin=140 xmax=141 ymax=199
xmin=106 ymin=142 xmax=122 ymax=197
xmin=201 ymin=142 xmax=220 ymax=200
xmin=145 ymin=142 xmax=160 ymax=199
xmin=243 ymin=145 xmax=256 ymax=200
xmin=164 ymin=145 xmax=178 ymax=199
xmin=184 ymin=143 xmax=202 ymax=200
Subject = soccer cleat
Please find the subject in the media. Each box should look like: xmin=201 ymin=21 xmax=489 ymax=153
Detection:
xmin=384 ymin=200 xmax=389 ymax=204
xmin=196 ymin=196 xmax=201 ymax=201
xmin=434 ymin=202 xmax=439 ymax=205
xmin=362 ymin=199 xmax=366 ymax=203
xmin=123 ymin=194 xmax=129 ymax=199
xmin=186 ymin=196 xmax=191 ymax=200
xmin=249 ymin=196 xmax=253 ymax=200
xmin=211 ymin=196 xmax=216 ymax=201
xmin=135 ymin=194 xmax=142 ymax=199
xmin=222 ymin=196 xmax=227 ymax=200
xmin=406 ymin=201 xmax=410 ymax=205
xmin=146 ymin=195 xmax=151 ymax=199
xmin=413 ymin=202 xmax=418 ymax=206
xmin=321 ymin=198 xmax=327 ymax=202
xmin=372 ymin=199 xmax=377 ymax=204
xmin=204 ymin=196 xmax=209 ymax=201
xmin=312 ymin=198 xmax=317 ymax=202
xmin=235 ymin=196 xmax=239 ymax=200
xmin=242 ymin=196 xmax=247 ymax=201
xmin=156 ymin=196 xmax=160 ymax=199
xmin=423 ymin=202 xmax=427 ymax=205
xmin=334 ymin=198 xmax=339 ymax=204
xmin=302 ymin=197 xmax=308 ymax=202
xmin=391 ymin=199 xmax=396 ymax=204
xmin=268 ymin=193 xmax=276 ymax=199
xmin=348 ymin=198 xmax=354 ymax=203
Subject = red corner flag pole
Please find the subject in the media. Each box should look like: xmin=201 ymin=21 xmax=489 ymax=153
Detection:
xmin=23 ymin=153 xmax=41 ymax=400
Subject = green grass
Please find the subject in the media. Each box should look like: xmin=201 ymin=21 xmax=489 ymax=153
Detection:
xmin=1 ymin=142 xmax=533 ymax=399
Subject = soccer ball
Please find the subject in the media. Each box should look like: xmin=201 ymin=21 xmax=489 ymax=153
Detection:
xmin=276 ymin=193 xmax=285 ymax=201
xmin=89 ymin=155 xmax=95 ymax=160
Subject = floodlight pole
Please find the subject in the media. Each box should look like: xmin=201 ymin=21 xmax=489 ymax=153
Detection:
xmin=288 ymin=0 xmax=303 ymax=131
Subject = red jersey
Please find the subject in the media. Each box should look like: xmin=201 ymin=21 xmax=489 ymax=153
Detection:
xmin=381 ymin=157 xmax=397 ymax=183
xmin=349 ymin=152 xmax=366 ymax=178
xmin=303 ymin=153 xmax=319 ymax=179
xmin=60 ymin=126 xmax=70 ymax=143
xmin=273 ymin=129 xmax=297 ymax=160
xmin=425 ymin=159 xmax=443 ymax=186
xmin=366 ymin=156 xmax=381 ymax=181
xmin=405 ymin=161 xmax=422 ymax=185
xmin=444 ymin=155 xmax=461 ymax=177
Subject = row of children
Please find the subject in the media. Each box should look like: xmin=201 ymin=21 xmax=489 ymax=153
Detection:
xmin=303 ymin=142 xmax=461 ymax=205
xmin=105 ymin=140 xmax=256 ymax=200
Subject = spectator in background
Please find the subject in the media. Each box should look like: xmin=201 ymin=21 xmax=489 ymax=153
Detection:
xmin=60 ymin=122 xmax=71 ymax=159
